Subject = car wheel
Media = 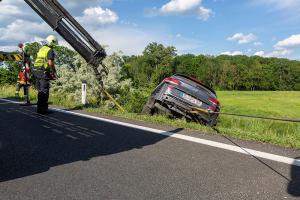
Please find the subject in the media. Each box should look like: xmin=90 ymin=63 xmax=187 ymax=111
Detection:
xmin=154 ymin=102 xmax=172 ymax=115
xmin=142 ymin=105 xmax=154 ymax=115
xmin=208 ymin=119 xmax=218 ymax=126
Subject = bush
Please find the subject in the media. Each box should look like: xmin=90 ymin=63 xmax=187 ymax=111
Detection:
xmin=119 ymin=88 xmax=151 ymax=113
xmin=51 ymin=52 xmax=133 ymax=106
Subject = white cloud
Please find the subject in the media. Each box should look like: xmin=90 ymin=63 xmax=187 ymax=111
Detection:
xmin=161 ymin=0 xmax=201 ymax=13
xmin=0 ymin=4 xmax=22 ymax=15
xmin=59 ymin=40 xmax=74 ymax=50
xmin=0 ymin=19 xmax=52 ymax=41
xmin=120 ymin=20 xmax=138 ymax=27
xmin=86 ymin=25 xmax=202 ymax=55
xmin=250 ymin=0 xmax=300 ymax=11
xmin=0 ymin=0 xmax=35 ymax=23
xmin=250 ymin=0 xmax=300 ymax=20
xmin=268 ymin=49 xmax=293 ymax=57
xmin=77 ymin=6 xmax=119 ymax=26
xmin=254 ymin=42 xmax=262 ymax=46
xmin=196 ymin=6 xmax=212 ymax=21
xmin=221 ymin=51 xmax=243 ymax=56
xmin=254 ymin=49 xmax=292 ymax=58
xmin=274 ymin=34 xmax=300 ymax=50
xmin=227 ymin=33 xmax=257 ymax=44
xmin=254 ymin=51 xmax=265 ymax=56
xmin=61 ymin=0 xmax=113 ymax=8
xmin=254 ymin=34 xmax=300 ymax=58
xmin=159 ymin=0 xmax=213 ymax=21
xmin=0 ymin=0 xmax=202 ymax=55
xmin=0 ymin=45 xmax=19 ymax=52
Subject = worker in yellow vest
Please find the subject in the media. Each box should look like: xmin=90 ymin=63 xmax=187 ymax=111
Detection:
xmin=32 ymin=35 xmax=58 ymax=114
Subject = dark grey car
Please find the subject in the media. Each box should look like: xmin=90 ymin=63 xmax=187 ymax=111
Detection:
xmin=142 ymin=74 xmax=221 ymax=126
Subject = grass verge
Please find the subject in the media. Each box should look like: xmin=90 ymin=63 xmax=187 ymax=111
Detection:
xmin=1 ymin=85 xmax=300 ymax=149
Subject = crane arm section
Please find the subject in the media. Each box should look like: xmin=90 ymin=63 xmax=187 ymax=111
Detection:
xmin=23 ymin=0 xmax=108 ymax=85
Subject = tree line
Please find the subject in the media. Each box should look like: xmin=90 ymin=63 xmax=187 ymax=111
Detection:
xmin=122 ymin=43 xmax=300 ymax=91
xmin=1 ymin=42 xmax=299 ymax=91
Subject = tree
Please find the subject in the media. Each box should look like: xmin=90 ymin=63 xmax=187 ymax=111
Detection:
xmin=2 ymin=42 xmax=300 ymax=91
xmin=54 ymin=46 xmax=77 ymax=72
xmin=123 ymin=42 xmax=177 ymax=88
xmin=51 ymin=52 xmax=132 ymax=104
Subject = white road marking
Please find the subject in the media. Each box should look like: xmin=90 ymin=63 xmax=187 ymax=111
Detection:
xmin=77 ymin=132 xmax=92 ymax=137
xmin=0 ymin=100 xmax=19 ymax=104
xmin=76 ymin=126 xmax=88 ymax=130
xmin=1 ymin=98 xmax=300 ymax=167
xmin=49 ymin=122 xmax=64 ymax=127
xmin=16 ymin=109 xmax=39 ymax=119
xmin=50 ymin=108 xmax=300 ymax=167
xmin=91 ymin=130 xmax=104 ymax=136
xmin=39 ymin=118 xmax=49 ymax=123
xmin=65 ymin=134 xmax=78 ymax=140
xmin=65 ymin=127 xmax=77 ymax=132
xmin=0 ymin=102 xmax=16 ymax=105
xmin=52 ymin=129 xmax=63 ymax=134
xmin=61 ymin=121 xmax=75 ymax=126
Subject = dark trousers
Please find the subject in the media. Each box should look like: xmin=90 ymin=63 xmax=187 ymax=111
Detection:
xmin=15 ymin=82 xmax=27 ymax=96
xmin=36 ymin=78 xmax=49 ymax=113
xmin=33 ymin=70 xmax=50 ymax=114
xmin=16 ymin=82 xmax=30 ymax=103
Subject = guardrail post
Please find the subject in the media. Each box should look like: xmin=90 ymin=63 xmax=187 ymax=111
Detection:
xmin=82 ymin=80 xmax=87 ymax=105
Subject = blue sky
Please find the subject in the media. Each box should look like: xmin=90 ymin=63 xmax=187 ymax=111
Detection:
xmin=0 ymin=0 xmax=300 ymax=59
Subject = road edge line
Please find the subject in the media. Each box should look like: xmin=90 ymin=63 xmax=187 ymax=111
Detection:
xmin=1 ymin=98 xmax=300 ymax=167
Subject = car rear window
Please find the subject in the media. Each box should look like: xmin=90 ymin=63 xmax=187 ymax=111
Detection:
xmin=173 ymin=75 xmax=217 ymax=98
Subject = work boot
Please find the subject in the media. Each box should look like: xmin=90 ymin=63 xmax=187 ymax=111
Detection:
xmin=37 ymin=107 xmax=46 ymax=114
xmin=24 ymin=95 xmax=30 ymax=104
xmin=37 ymin=107 xmax=53 ymax=115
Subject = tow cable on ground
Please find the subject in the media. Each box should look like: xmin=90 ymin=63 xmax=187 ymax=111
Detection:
xmin=190 ymin=107 xmax=300 ymax=123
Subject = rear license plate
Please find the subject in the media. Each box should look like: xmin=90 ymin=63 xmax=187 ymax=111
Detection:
xmin=181 ymin=93 xmax=203 ymax=107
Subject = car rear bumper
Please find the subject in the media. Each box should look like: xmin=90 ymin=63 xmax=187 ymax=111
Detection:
xmin=159 ymin=93 xmax=219 ymax=125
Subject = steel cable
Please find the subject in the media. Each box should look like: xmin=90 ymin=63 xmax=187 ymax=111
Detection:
xmin=191 ymin=107 xmax=300 ymax=123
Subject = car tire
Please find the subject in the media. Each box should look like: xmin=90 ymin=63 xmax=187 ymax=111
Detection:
xmin=142 ymin=105 xmax=153 ymax=115
xmin=141 ymin=98 xmax=156 ymax=115
xmin=154 ymin=102 xmax=172 ymax=114
xmin=208 ymin=119 xmax=218 ymax=126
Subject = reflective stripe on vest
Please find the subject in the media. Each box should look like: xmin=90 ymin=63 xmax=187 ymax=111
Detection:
xmin=34 ymin=46 xmax=52 ymax=70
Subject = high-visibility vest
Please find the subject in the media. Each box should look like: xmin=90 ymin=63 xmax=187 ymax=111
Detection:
xmin=34 ymin=45 xmax=52 ymax=70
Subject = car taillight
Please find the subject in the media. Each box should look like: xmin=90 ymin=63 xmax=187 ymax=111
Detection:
xmin=209 ymin=106 xmax=216 ymax=111
xmin=164 ymin=77 xmax=181 ymax=86
xmin=209 ymin=97 xmax=220 ymax=106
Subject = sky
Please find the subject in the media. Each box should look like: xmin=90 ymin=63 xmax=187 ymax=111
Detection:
xmin=0 ymin=0 xmax=300 ymax=60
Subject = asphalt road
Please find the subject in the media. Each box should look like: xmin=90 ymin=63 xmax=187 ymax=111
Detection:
xmin=0 ymin=99 xmax=300 ymax=200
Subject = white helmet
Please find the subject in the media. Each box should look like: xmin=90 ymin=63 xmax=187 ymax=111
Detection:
xmin=46 ymin=35 xmax=58 ymax=47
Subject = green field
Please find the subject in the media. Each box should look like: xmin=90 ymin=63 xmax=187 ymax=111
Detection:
xmin=218 ymin=91 xmax=300 ymax=118
xmin=215 ymin=91 xmax=300 ymax=148
xmin=1 ymin=85 xmax=300 ymax=149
